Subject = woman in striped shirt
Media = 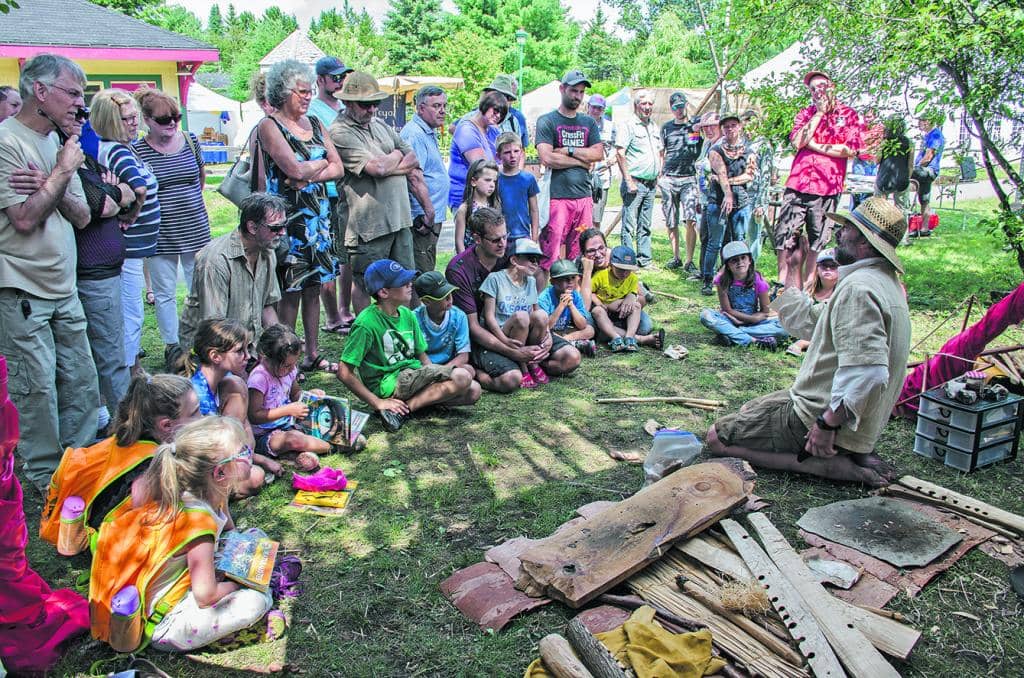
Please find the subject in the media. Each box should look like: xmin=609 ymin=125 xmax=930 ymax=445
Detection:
xmin=134 ymin=89 xmax=211 ymax=359
xmin=93 ymin=89 xmax=160 ymax=376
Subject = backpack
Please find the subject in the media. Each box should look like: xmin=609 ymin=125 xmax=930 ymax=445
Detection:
xmin=40 ymin=437 xmax=157 ymax=553
xmin=89 ymin=500 xmax=218 ymax=652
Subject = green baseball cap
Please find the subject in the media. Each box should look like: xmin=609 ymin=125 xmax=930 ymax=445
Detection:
xmin=413 ymin=271 xmax=457 ymax=300
xmin=549 ymin=259 xmax=580 ymax=279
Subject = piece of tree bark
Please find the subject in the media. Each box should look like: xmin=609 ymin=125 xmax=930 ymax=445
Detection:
xmin=566 ymin=618 xmax=630 ymax=678
xmin=540 ymin=634 xmax=595 ymax=678
xmin=517 ymin=460 xmax=755 ymax=607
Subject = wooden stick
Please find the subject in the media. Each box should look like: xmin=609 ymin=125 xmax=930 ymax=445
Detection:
xmin=961 ymin=294 xmax=976 ymax=333
xmin=565 ymin=618 xmax=629 ymax=678
xmin=995 ymin=355 xmax=1022 ymax=384
xmin=597 ymin=593 xmax=705 ymax=631
xmin=906 ymin=343 xmax=1024 ymax=369
xmin=651 ymin=289 xmax=686 ymax=301
xmin=851 ymin=604 xmax=905 ymax=622
xmin=539 ymin=634 xmax=595 ymax=678
xmin=897 ymin=475 xmax=1024 ymax=534
xmin=596 ymin=396 xmax=726 ymax=406
xmin=601 ymin=208 xmax=623 ymax=238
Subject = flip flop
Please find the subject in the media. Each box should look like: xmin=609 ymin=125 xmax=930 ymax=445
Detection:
xmin=301 ymin=354 xmax=338 ymax=373
xmin=320 ymin=321 xmax=352 ymax=335
xmin=145 ymin=290 xmax=155 ymax=305
xmin=654 ymin=328 xmax=666 ymax=350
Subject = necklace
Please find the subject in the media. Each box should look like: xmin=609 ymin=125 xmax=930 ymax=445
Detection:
xmin=723 ymin=140 xmax=746 ymax=153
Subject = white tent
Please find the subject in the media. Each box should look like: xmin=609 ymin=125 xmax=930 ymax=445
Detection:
xmin=521 ymin=81 xmax=562 ymax=130
xmin=185 ymin=82 xmax=241 ymax=144
xmin=233 ymin=99 xmax=264 ymax=148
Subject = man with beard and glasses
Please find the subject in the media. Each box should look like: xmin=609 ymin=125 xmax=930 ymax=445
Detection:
xmin=706 ymin=197 xmax=910 ymax=489
xmin=535 ymin=71 xmax=604 ymax=279
xmin=0 ymin=53 xmax=96 ymax=492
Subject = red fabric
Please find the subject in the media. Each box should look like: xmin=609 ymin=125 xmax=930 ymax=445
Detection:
xmin=896 ymin=283 xmax=1024 ymax=417
xmin=786 ymin=103 xmax=863 ymax=196
xmin=0 ymin=355 xmax=89 ymax=675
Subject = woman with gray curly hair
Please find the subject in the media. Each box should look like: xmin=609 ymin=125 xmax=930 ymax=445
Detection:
xmin=257 ymin=59 xmax=344 ymax=374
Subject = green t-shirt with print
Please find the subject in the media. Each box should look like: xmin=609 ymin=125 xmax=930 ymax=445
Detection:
xmin=341 ymin=303 xmax=427 ymax=397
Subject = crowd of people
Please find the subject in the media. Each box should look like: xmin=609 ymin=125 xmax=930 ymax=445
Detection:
xmin=0 ymin=51 xmax=955 ymax=659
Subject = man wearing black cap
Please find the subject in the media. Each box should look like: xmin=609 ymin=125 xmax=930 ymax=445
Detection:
xmin=659 ymin=91 xmax=703 ymax=274
xmin=309 ymin=56 xmax=355 ymax=333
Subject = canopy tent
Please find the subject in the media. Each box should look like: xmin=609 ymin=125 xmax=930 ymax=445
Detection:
xmin=376 ymin=75 xmax=464 ymax=101
xmin=234 ymin=98 xmax=264 ymax=148
xmin=185 ymin=82 xmax=241 ymax=144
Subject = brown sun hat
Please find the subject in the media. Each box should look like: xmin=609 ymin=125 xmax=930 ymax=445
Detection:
xmin=335 ymin=71 xmax=388 ymax=103
xmin=826 ymin=196 xmax=908 ymax=273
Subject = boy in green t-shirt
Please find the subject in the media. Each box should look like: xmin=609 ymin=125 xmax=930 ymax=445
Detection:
xmin=588 ymin=246 xmax=664 ymax=352
xmin=338 ymin=259 xmax=480 ymax=431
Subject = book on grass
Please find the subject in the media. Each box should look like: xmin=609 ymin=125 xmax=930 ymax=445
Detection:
xmin=298 ymin=392 xmax=369 ymax=447
xmin=288 ymin=481 xmax=359 ymax=516
xmin=215 ymin=530 xmax=279 ymax=592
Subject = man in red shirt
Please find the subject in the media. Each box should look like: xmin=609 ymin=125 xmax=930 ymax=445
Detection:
xmin=774 ymin=71 xmax=862 ymax=288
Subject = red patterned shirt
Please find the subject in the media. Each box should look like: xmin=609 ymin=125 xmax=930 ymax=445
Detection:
xmin=785 ymin=103 xmax=863 ymax=196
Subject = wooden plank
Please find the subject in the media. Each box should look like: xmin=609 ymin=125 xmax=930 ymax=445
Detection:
xmin=539 ymin=634 xmax=595 ymax=678
xmin=720 ymin=519 xmax=847 ymax=678
xmin=746 ymin=513 xmax=900 ymax=678
xmin=517 ymin=459 xmax=755 ymax=608
xmin=677 ymin=530 xmax=921 ymax=660
xmin=898 ymin=475 xmax=1024 ymax=534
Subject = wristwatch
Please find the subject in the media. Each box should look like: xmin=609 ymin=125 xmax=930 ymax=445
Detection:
xmin=815 ymin=414 xmax=840 ymax=431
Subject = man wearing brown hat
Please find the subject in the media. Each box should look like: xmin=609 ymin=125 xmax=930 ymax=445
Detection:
xmin=329 ymin=71 xmax=433 ymax=312
xmin=707 ymin=197 xmax=910 ymax=488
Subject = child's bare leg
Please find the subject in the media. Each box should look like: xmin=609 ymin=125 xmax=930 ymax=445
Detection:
xmin=624 ymin=307 xmax=641 ymax=339
xmin=590 ymin=306 xmax=624 ymax=341
xmin=560 ymin=325 xmax=595 ymax=342
xmin=270 ymin=429 xmax=331 ymax=456
xmin=527 ymin=309 xmax=549 ymax=346
xmin=502 ymin=311 xmax=530 ymax=345
xmin=252 ymin=452 xmax=282 ymax=475
xmin=406 ymin=368 xmax=478 ymax=410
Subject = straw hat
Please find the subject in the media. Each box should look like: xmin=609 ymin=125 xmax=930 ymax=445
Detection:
xmin=335 ymin=71 xmax=388 ymax=103
xmin=826 ymin=197 xmax=907 ymax=273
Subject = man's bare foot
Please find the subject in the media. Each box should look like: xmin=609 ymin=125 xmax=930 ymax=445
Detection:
xmin=798 ymin=454 xmax=892 ymax=487
xmin=850 ymin=452 xmax=897 ymax=484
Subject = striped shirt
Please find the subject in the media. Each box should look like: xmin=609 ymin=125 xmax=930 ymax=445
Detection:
xmin=133 ymin=132 xmax=210 ymax=255
xmin=99 ymin=140 xmax=160 ymax=258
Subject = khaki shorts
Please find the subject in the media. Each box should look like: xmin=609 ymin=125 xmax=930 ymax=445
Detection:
xmin=393 ymin=363 xmax=454 ymax=400
xmin=348 ymin=228 xmax=416 ymax=289
xmin=713 ymin=389 xmax=809 ymax=454
xmin=773 ymin=189 xmax=838 ymax=252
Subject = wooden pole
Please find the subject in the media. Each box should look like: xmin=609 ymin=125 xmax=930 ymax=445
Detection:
xmin=601 ymin=208 xmax=622 ymax=238
xmin=651 ymin=289 xmax=686 ymax=301
xmin=565 ymin=619 xmax=628 ymax=678
xmin=539 ymin=634 xmax=595 ymax=678
xmin=961 ymin=294 xmax=976 ymax=333
xmin=897 ymin=476 xmax=1024 ymax=534
xmin=596 ymin=396 xmax=725 ymax=406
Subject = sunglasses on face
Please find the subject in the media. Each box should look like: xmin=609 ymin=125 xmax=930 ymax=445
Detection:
xmin=151 ymin=112 xmax=181 ymax=125
xmin=352 ymin=100 xmax=379 ymax=110
xmin=329 ymin=73 xmax=346 ymax=83
xmin=262 ymin=219 xmax=288 ymax=233
xmin=217 ymin=444 xmax=253 ymax=467
xmin=818 ymin=261 xmax=839 ymax=270
xmin=519 ymin=255 xmax=541 ymax=264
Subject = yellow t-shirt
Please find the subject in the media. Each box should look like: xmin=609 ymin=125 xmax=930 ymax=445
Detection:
xmin=591 ymin=267 xmax=639 ymax=304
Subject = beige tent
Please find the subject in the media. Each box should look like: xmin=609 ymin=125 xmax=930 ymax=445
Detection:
xmin=376 ymin=75 xmax=464 ymax=101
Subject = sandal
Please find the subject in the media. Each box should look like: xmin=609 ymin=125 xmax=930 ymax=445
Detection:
xmin=145 ymin=289 xmax=155 ymax=305
xmin=624 ymin=337 xmax=639 ymax=352
xmin=528 ymin=363 xmax=549 ymax=385
xmin=301 ymin=354 xmax=338 ymax=373
xmin=520 ymin=371 xmax=538 ymax=389
xmin=654 ymin=328 xmax=665 ymax=350
xmin=609 ymin=336 xmax=626 ymax=352
xmin=320 ymin=320 xmax=353 ymax=335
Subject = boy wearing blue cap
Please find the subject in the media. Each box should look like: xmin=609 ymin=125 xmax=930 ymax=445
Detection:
xmin=589 ymin=245 xmax=665 ymax=352
xmin=338 ymin=259 xmax=479 ymax=431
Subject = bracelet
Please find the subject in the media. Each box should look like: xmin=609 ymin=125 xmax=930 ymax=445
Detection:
xmin=815 ymin=414 xmax=840 ymax=431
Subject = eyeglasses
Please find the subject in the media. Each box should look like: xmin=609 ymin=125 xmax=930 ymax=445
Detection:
xmin=290 ymin=88 xmax=314 ymax=98
xmin=583 ymin=246 xmax=606 ymax=256
xmin=521 ymin=255 xmax=541 ymax=264
xmin=351 ymin=101 xmax=379 ymax=110
xmin=329 ymin=73 xmax=347 ymax=83
xmin=482 ymin=233 xmax=508 ymax=244
xmin=216 ymin=444 xmax=253 ymax=467
xmin=262 ymin=219 xmax=287 ymax=233
xmin=151 ymin=113 xmax=181 ymax=125
xmin=47 ymin=82 xmax=84 ymax=100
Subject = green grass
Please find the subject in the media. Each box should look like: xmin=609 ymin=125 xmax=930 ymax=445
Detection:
xmin=22 ymin=193 xmax=1024 ymax=676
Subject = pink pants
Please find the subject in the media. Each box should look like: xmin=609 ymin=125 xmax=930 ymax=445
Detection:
xmin=540 ymin=197 xmax=592 ymax=270
xmin=896 ymin=283 xmax=1024 ymax=417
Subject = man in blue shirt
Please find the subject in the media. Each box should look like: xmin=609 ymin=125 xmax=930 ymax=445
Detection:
xmin=912 ymin=113 xmax=945 ymax=235
xmin=401 ymin=85 xmax=449 ymax=272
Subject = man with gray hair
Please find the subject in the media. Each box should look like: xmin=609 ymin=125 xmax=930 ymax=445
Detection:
xmin=0 ymin=53 xmax=96 ymax=491
xmin=400 ymin=85 xmax=448 ymax=272
xmin=615 ymin=88 xmax=662 ymax=267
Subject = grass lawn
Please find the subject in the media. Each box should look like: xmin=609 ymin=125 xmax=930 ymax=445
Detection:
xmin=23 ymin=194 xmax=1024 ymax=676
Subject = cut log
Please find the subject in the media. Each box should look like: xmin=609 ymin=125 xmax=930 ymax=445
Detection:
xmin=720 ymin=519 xmax=847 ymax=678
xmin=540 ymin=634 xmax=595 ymax=678
xmin=746 ymin=513 xmax=900 ymax=678
xmin=517 ymin=460 xmax=755 ymax=607
xmin=898 ymin=475 xmax=1024 ymax=535
xmin=566 ymin=618 xmax=630 ymax=678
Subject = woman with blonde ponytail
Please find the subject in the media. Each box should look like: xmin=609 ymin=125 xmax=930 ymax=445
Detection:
xmin=90 ymin=416 xmax=274 ymax=652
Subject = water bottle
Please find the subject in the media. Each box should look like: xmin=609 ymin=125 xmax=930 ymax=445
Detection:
xmin=109 ymin=585 xmax=142 ymax=653
xmin=57 ymin=495 xmax=88 ymax=556
xmin=644 ymin=429 xmax=703 ymax=486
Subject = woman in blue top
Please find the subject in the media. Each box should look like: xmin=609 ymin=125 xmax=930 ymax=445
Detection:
xmin=448 ymin=90 xmax=507 ymax=212
xmin=258 ymin=60 xmax=345 ymax=374
xmin=93 ymin=89 xmax=160 ymax=377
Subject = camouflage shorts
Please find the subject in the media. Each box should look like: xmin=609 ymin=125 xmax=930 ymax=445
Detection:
xmin=773 ymin=189 xmax=838 ymax=252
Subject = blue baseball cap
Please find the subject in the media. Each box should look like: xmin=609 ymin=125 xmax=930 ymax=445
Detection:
xmin=316 ymin=56 xmax=353 ymax=77
xmin=364 ymin=259 xmax=416 ymax=295
xmin=610 ymin=245 xmax=639 ymax=271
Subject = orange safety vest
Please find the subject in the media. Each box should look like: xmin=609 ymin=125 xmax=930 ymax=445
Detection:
xmin=39 ymin=437 xmax=157 ymax=551
xmin=89 ymin=499 xmax=218 ymax=652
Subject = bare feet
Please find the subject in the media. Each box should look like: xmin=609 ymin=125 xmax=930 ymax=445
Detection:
xmin=798 ymin=453 xmax=893 ymax=487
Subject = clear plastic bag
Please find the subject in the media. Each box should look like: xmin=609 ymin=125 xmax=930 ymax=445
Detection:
xmin=643 ymin=429 xmax=703 ymax=485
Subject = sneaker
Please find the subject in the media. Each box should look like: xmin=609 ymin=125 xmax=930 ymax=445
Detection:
xmin=379 ymin=409 xmax=406 ymax=432
xmin=701 ymin=282 xmax=715 ymax=296
xmin=920 ymin=228 xmax=932 ymax=237
xmin=644 ymin=290 xmax=656 ymax=305
xmin=683 ymin=261 xmax=700 ymax=276
xmin=665 ymin=258 xmax=683 ymax=270
xmin=712 ymin=334 xmax=732 ymax=347
xmin=753 ymin=336 xmax=778 ymax=352
xmin=908 ymin=229 xmax=920 ymax=238
xmin=624 ymin=337 xmax=639 ymax=352
xmin=529 ymin=363 xmax=550 ymax=385
xmin=520 ymin=371 xmax=538 ymax=389
xmin=572 ymin=339 xmax=597 ymax=357
xmin=609 ymin=336 xmax=626 ymax=352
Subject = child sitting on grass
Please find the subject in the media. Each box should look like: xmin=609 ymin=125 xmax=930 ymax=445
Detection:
xmin=699 ymin=241 xmax=789 ymax=350
xmin=412 ymin=271 xmax=475 ymax=378
xmin=248 ymin=324 xmax=365 ymax=462
xmin=538 ymin=259 xmax=596 ymax=356
xmin=479 ymin=238 xmax=551 ymax=388
xmin=588 ymin=245 xmax=664 ymax=352
xmin=785 ymin=248 xmax=839 ymax=356
xmin=338 ymin=259 xmax=480 ymax=432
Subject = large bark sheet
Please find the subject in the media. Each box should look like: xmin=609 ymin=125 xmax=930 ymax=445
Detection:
xmin=517 ymin=460 xmax=755 ymax=608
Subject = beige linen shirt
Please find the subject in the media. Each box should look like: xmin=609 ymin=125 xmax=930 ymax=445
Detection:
xmin=0 ymin=118 xmax=86 ymax=299
xmin=178 ymin=229 xmax=281 ymax=350
xmin=329 ymin=112 xmax=414 ymax=246
xmin=788 ymin=258 xmax=910 ymax=453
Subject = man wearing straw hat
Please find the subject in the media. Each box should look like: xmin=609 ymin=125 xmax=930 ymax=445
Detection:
xmin=707 ymin=197 xmax=910 ymax=487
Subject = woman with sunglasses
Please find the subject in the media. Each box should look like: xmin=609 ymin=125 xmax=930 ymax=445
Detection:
xmin=258 ymin=60 xmax=344 ymax=374
xmin=448 ymin=90 xmax=508 ymax=213
xmin=133 ymin=87 xmax=211 ymax=365
xmin=779 ymin=248 xmax=840 ymax=357
xmin=93 ymin=89 xmax=160 ymax=378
